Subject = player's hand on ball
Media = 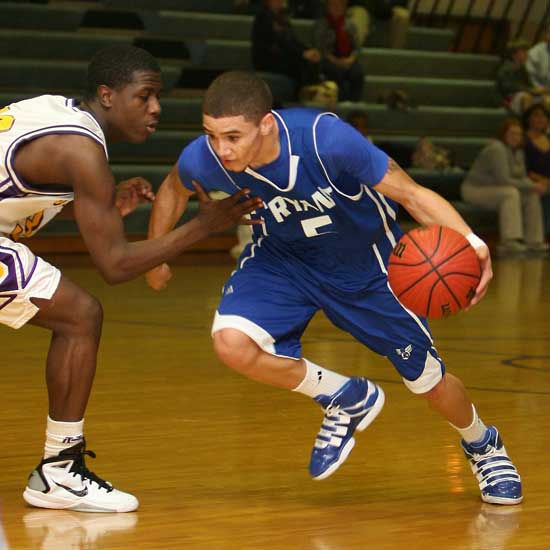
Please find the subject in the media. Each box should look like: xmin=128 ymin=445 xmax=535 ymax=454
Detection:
xmin=146 ymin=263 xmax=172 ymax=291
xmin=193 ymin=181 xmax=263 ymax=234
xmin=467 ymin=243 xmax=492 ymax=309
xmin=116 ymin=177 xmax=155 ymax=217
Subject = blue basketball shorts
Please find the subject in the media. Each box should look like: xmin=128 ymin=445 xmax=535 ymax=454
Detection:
xmin=212 ymin=246 xmax=445 ymax=394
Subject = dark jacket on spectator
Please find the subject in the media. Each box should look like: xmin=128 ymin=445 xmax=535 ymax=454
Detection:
xmin=496 ymin=60 xmax=531 ymax=100
xmin=252 ymin=4 xmax=320 ymax=89
xmin=252 ymin=6 xmax=306 ymax=70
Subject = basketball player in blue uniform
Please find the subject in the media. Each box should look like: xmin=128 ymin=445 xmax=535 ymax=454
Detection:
xmin=0 ymin=50 xmax=260 ymax=513
xmin=147 ymin=71 xmax=522 ymax=505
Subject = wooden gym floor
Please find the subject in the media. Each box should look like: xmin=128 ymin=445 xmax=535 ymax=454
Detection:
xmin=0 ymin=254 xmax=548 ymax=549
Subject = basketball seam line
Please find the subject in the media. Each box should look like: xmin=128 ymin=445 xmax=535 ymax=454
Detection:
xmin=407 ymin=229 xmax=474 ymax=315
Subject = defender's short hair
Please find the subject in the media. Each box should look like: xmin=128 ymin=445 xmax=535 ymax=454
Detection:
xmin=84 ymin=45 xmax=160 ymax=100
xmin=203 ymin=71 xmax=273 ymax=123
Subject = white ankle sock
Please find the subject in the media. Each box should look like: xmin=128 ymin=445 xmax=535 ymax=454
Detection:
xmin=450 ymin=405 xmax=487 ymax=443
xmin=292 ymin=359 xmax=349 ymax=398
xmin=44 ymin=416 xmax=85 ymax=458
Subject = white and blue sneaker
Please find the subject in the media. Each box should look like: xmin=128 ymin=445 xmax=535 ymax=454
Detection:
xmin=309 ymin=377 xmax=385 ymax=480
xmin=462 ymin=426 xmax=523 ymax=505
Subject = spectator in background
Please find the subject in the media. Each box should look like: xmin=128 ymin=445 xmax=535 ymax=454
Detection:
xmin=497 ymin=39 xmax=550 ymax=116
xmin=347 ymin=0 xmax=409 ymax=48
xmin=370 ymin=0 xmax=410 ymax=49
xmin=523 ymin=104 xmax=550 ymax=239
xmin=252 ymin=0 xmax=322 ymax=96
xmin=313 ymin=0 xmax=364 ymax=102
xmin=526 ymin=28 xmax=550 ymax=94
xmin=411 ymin=137 xmax=452 ymax=171
xmin=346 ymin=1 xmax=371 ymax=46
xmin=461 ymin=118 xmax=547 ymax=256
xmin=287 ymin=0 xmax=323 ymax=18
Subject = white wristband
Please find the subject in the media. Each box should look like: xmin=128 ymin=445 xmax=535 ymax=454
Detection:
xmin=465 ymin=232 xmax=486 ymax=250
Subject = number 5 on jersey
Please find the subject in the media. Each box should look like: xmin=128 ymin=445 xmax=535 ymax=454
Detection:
xmin=301 ymin=215 xmax=333 ymax=237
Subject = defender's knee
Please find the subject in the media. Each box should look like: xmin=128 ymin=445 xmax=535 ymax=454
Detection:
xmin=72 ymin=293 xmax=103 ymax=339
xmin=212 ymin=329 xmax=261 ymax=374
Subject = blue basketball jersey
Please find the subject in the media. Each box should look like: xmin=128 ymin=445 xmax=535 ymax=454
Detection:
xmin=177 ymin=108 xmax=403 ymax=290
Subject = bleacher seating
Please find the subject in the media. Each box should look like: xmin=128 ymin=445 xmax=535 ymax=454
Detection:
xmin=0 ymin=0 xmax=502 ymax=249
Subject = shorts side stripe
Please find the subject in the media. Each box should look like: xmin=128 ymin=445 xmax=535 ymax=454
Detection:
xmin=372 ymin=242 xmax=433 ymax=343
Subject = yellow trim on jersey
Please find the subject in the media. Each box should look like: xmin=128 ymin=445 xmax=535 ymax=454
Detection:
xmin=0 ymin=106 xmax=14 ymax=132
xmin=9 ymin=211 xmax=44 ymax=241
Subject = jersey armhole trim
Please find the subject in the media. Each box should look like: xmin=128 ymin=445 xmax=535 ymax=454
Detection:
xmin=312 ymin=112 xmax=364 ymax=202
xmin=6 ymin=126 xmax=106 ymax=195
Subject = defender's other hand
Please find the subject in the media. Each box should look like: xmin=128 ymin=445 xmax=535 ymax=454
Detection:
xmin=116 ymin=177 xmax=155 ymax=217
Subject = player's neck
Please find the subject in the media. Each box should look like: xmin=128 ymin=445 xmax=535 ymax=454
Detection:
xmin=78 ymin=100 xmax=119 ymax=142
xmin=249 ymin=121 xmax=280 ymax=169
xmin=79 ymin=100 xmax=102 ymax=126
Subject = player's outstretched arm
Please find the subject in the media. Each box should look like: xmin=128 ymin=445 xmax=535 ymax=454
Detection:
xmin=145 ymin=164 xmax=192 ymax=290
xmin=63 ymin=138 xmax=261 ymax=284
xmin=145 ymin=164 xmax=263 ymax=290
xmin=373 ymin=158 xmax=492 ymax=305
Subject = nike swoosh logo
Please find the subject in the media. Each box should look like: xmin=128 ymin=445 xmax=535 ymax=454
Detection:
xmin=54 ymin=481 xmax=88 ymax=497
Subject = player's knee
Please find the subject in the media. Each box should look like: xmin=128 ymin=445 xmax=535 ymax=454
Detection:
xmin=400 ymin=349 xmax=444 ymax=395
xmin=212 ymin=329 xmax=260 ymax=372
xmin=72 ymin=292 xmax=103 ymax=338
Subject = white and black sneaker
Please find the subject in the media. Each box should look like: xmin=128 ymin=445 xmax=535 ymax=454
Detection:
xmin=23 ymin=440 xmax=138 ymax=513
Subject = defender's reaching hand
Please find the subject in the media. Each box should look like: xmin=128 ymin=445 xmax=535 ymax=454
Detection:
xmin=192 ymin=181 xmax=263 ymax=234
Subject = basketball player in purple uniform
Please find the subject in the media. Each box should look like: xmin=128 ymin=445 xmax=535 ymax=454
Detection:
xmin=147 ymin=71 xmax=522 ymax=505
xmin=0 ymin=49 xmax=260 ymax=513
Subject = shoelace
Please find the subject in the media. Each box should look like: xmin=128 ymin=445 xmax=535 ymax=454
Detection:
xmin=472 ymin=445 xmax=497 ymax=461
xmin=326 ymin=399 xmax=370 ymax=420
xmin=325 ymin=403 xmax=343 ymax=417
xmin=68 ymin=449 xmax=114 ymax=493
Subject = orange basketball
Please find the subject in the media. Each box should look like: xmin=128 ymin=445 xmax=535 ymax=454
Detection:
xmin=387 ymin=225 xmax=481 ymax=319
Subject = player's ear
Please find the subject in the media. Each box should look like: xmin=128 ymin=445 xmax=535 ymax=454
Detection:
xmin=259 ymin=113 xmax=275 ymax=136
xmin=97 ymin=84 xmax=115 ymax=109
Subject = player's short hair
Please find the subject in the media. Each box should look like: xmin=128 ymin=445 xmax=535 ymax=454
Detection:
xmin=84 ymin=45 xmax=161 ymax=100
xmin=203 ymin=71 xmax=273 ymax=123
